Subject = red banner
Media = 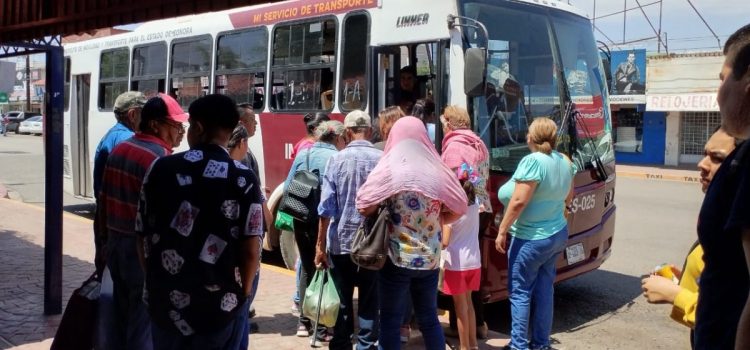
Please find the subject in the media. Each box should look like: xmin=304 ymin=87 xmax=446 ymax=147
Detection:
xmin=575 ymin=95 xmax=605 ymax=138
xmin=229 ymin=0 xmax=378 ymax=28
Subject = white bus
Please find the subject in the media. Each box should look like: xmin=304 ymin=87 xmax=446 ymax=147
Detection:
xmin=63 ymin=0 xmax=616 ymax=303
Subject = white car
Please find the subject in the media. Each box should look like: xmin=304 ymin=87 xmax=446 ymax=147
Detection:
xmin=18 ymin=116 xmax=43 ymax=135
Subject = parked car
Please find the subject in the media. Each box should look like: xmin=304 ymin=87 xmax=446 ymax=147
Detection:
xmin=18 ymin=116 xmax=43 ymax=135
xmin=5 ymin=111 xmax=42 ymax=134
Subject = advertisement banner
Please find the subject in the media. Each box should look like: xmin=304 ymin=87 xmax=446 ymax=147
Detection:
xmin=609 ymin=49 xmax=646 ymax=104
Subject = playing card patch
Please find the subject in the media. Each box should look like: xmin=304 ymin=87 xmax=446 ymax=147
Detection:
xmin=221 ymin=200 xmax=240 ymax=220
xmin=142 ymin=239 xmax=150 ymax=258
xmin=134 ymin=212 xmax=143 ymax=232
xmin=170 ymin=201 xmax=199 ymax=237
xmin=161 ymin=250 xmax=185 ymax=275
xmin=230 ymin=226 xmax=240 ymax=239
xmin=234 ymin=267 xmax=242 ymax=286
xmin=174 ymin=319 xmax=194 ymax=336
xmin=234 ymin=160 xmax=249 ymax=170
xmin=169 ymin=310 xmax=181 ymax=321
xmin=169 ymin=290 xmax=191 ymax=309
xmin=220 ymin=292 xmax=238 ymax=312
xmin=237 ymin=176 xmax=246 ymax=188
xmin=184 ymin=150 xmax=203 ymax=162
xmin=245 ymin=203 xmax=263 ymax=236
xmin=203 ymin=160 xmax=229 ymax=179
xmin=199 ymin=234 xmax=228 ymax=265
xmin=176 ymin=174 xmax=192 ymax=186
xmin=204 ymin=284 xmax=221 ymax=292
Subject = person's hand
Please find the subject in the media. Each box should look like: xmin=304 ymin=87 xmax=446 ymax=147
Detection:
xmin=495 ymin=231 xmax=508 ymax=254
xmin=314 ymin=247 xmax=328 ymax=269
xmin=641 ymin=275 xmax=681 ymax=304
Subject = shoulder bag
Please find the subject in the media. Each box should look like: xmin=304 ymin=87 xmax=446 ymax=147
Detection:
xmin=279 ymin=151 xmax=321 ymax=223
xmin=350 ymin=201 xmax=392 ymax=270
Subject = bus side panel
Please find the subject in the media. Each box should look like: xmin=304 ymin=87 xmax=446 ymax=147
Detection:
xmin=258 ymin=112 xmax=344 ymax=192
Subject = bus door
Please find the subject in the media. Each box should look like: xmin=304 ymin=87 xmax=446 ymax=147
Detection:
xmin=369 ymin=41 xmax=448 ymax=147
xmin=71 ymin=74 xmax=93 ymax=198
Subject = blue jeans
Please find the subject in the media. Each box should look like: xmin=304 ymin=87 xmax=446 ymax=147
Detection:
xmin=507 ymin=227 xmax=568 ymax=350
xmin=106 ymin=234 xmax=152 ymax=350
xmin=239 ymin=271 xmax=260 ymax=350
xmin=329 ymin=254 xmax=379 ymax=350
xmin=379 ymin=260 xmax=444 ymax=350
xmin=151 ymin=299 xmax=248 ymax=350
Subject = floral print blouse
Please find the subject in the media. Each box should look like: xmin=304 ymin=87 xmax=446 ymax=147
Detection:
xmin=387 ymin=191 xmax=444 ymax=270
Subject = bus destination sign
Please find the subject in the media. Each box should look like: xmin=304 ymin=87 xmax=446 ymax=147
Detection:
xmin=230 ymin=0 xmax=378 ymax=28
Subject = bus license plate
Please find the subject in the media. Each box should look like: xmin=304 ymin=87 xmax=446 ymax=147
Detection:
xmin=565 ymin=243 xmax=585 ymax=265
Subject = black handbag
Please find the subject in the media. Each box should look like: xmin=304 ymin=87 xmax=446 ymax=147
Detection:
xmin=51 ymin=272 xmax=101 ymax=350
xmin=279 ymin=151 xmax=321 ymax=223
xmin=350 ymin=201 xmax=392 ymax=270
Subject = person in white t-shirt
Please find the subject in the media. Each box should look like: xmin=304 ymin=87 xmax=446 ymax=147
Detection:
xmin=442 ymin=163 xmax=482 ymax=350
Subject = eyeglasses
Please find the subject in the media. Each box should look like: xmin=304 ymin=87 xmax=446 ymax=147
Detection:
xmin=161 ymin=120 xmax=185 ymax=133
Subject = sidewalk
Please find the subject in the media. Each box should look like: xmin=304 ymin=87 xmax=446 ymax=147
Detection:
xmin=0 ymin=197 xmax=510 ymax=349
xmin=616 ymin=164 xmax=701 ymax=184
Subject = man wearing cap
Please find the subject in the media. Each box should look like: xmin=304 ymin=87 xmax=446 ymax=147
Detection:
xmin=93 ymin=91 xmax=146 ymax=272
xmin=136 ymin=94 xmax=263 ymax=349
xmin=314 ymin=110 xmax=382 ymax=349
xmin=97 ymin=93 xmax=188 ymax=350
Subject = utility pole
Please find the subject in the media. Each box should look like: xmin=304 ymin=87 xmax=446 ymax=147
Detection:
xmin=622 ymin=0 xmax=627 ymax=44
xmin=25 ymin=55 xmax=30 ymax=111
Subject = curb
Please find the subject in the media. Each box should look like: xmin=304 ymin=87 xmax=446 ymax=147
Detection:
xmin=616 ymin=171 xmax=701 ymax=184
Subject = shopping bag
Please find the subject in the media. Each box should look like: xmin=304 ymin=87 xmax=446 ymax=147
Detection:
xmin=301 ymin=269 xmax=340 ymax=328
xmin=274 ymin=210 xmax=295 ymax=232
xmin=51 ymin=272 xmax=101 ymax=350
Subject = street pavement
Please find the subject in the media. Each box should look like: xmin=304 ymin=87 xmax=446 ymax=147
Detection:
xmin=0 ymin=134 xmax=705 ymax=349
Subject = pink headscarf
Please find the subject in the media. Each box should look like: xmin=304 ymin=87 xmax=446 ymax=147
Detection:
xmin=356 ymin=117 xmax=468 ymax=216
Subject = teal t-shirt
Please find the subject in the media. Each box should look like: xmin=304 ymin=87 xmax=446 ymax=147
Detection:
xmin=497 ymin=151 xmax=574 ymax=240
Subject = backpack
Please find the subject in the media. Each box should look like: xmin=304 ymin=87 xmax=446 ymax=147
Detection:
xmin=279 ymin=151 xmax=321 ymax=223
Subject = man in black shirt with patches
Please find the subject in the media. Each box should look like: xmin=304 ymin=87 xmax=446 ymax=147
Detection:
xmin=136 ymin=94 xmax=263 ymax=349
xmin=695 ymin=24 xmax=750 ymax=350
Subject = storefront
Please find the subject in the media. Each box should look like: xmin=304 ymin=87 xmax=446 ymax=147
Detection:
xmin=646 ymin=52 xmax=724 ymax=166
xmin=608 ymin=49 xmax=667 ymax=165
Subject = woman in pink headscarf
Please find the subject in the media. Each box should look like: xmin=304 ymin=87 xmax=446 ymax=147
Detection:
xmin=357 ymin=116 xmax=467 ymax=349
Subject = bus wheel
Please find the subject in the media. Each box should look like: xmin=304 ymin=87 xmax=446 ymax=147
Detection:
xmin=279 ymin=230 xmax=298 ymax=270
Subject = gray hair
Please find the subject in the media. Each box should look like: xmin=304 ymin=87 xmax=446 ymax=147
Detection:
xmin=314 ymin=120 xmax=346 ymax=144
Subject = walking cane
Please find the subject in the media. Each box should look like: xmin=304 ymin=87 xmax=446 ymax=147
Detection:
xmin=310 ymin=266 xmax=326 ymax=348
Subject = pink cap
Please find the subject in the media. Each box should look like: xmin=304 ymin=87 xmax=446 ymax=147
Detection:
xmin=158 ymin=93 xmax=189 ymax=123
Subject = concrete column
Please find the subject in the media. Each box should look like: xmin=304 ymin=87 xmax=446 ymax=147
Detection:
xmin=664 ymin=111 xmax=680 ymax=166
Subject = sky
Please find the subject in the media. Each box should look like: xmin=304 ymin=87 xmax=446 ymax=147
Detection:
xmin=568 ymin=0 xmax=750 ymax=53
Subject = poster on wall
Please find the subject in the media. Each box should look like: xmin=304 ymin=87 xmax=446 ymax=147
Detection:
xmin=609 ymin=49 xmax=646 ymax=104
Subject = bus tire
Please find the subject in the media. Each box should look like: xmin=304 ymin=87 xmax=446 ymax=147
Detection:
xmin=279 ymin=230 xmax=298 ymax=270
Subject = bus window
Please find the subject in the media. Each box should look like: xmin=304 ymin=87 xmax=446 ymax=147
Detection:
xmin=98 ymin=48 xmax=129 ymax=110
xmin=339 ymin=13 xmax=369 ymax=111
xmin=215 ymin=28 xmax=268 ymax=111
xmin=132 ymin=42 xmax=167 ymax=98
xmin=271 ymin=18 xmax=336 ymax=111
xmin=170 ymin=36 xmax=213 ymax=108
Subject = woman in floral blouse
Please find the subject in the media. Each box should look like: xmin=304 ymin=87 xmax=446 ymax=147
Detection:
xmin=356 ymin=116 xmax=467 ymax=349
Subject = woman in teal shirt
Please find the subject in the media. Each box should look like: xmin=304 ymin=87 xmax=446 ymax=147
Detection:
xmin=495 ymin=117 xmax=574 ymax=350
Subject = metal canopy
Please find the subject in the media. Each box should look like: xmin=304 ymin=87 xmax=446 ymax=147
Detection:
xmin=0 ymin=0 xmax=262 ymax=42
xmin=0 ymin=0 xmax=283 ymax=315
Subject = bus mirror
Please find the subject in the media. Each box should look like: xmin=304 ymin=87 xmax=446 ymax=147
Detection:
xmin=464 ymin=48 xmax=487 ymax=97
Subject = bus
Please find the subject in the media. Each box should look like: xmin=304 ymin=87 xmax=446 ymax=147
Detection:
xmin=63 ymin=0 xmax=616 ymax=303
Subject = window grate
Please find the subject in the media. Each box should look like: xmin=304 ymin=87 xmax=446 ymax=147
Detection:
xmin=680 ymin=112 xmax=721 ymax=155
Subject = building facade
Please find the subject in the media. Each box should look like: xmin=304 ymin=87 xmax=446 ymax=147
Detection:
xmin=608 ymin=50 xmax=724 ymax=166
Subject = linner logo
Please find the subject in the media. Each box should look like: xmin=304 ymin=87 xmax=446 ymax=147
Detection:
xmin=396 ymin=13 xmax=429 ymax=28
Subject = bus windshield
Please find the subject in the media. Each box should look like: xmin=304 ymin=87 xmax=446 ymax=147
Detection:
xmin=461 ymin=0 xmax=614 ymax=173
